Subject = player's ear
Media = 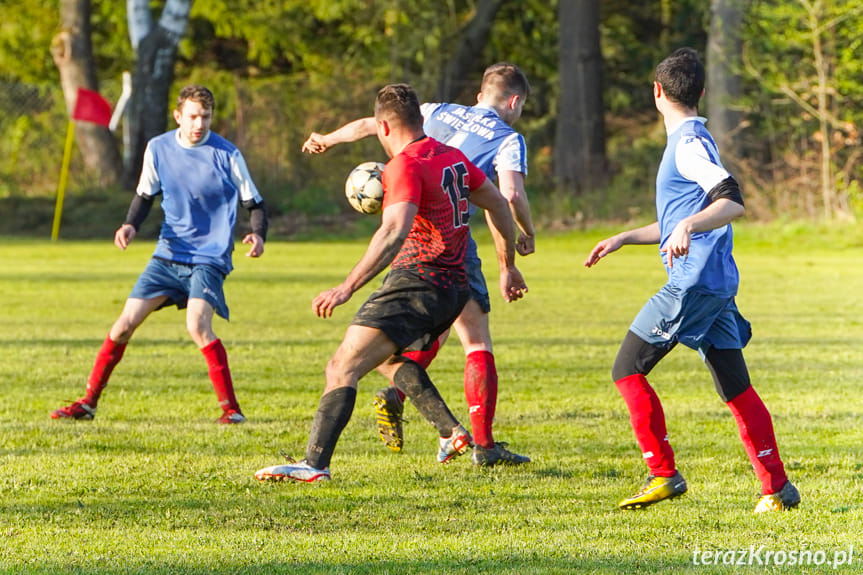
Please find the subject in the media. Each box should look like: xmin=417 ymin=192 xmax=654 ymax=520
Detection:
xmin=173 ymin=108 xmax=182 ymax=125
xmin=377 ymin=119 xmax=391 ymax=137
xmin=508 ymin=94 xmax=520 ymax=110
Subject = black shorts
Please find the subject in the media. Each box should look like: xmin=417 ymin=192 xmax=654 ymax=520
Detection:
xmin=352 ymin=269 xmax=469 ymax=352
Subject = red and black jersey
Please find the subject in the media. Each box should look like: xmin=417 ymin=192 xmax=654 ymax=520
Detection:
xmin=383 ymin=137 xmax=487 ymax=290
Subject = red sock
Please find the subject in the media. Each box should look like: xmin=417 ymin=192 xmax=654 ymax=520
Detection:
xmin=391 ymin=339 xmax=441 ymax=402
xmin=464 ymin=350 xmax=497 ymax=448
xmin=201 ymin=339 xmax=240 ymax=413
xmin=726 ymin=386 xmax=788 ymax=494
xmin=83 ymin=336 xmax=127 ymax=408
xmin=615 ymin=374 xmax=675 ymax=477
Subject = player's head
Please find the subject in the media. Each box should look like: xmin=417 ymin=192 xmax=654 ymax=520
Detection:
xmin=375 ymin=83 xmax=423 ymax=129
xmin=654 ymin=48 xmax=704 ymax=110
xmin=478 ymin=62 xmax=530 ymax=125
xmin=174 ymin=85 xmax=215 ymax=145
xmin=374 ymin=84 xmax=424 ymax=157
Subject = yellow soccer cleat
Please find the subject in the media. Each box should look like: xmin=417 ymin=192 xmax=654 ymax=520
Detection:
xmin=754 ymin=481 xmax=800 ymax=513
xmin=619 ymin=471 xmax=688 ymax=510
xmin=373 ymin=386 xmax=405 ymax=452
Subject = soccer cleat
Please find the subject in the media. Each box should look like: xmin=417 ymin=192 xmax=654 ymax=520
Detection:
xmin=754 ymin=480 xmax=800 ymax=513
xmin=50 ymin=399 xmax=96 ymax=421
xmin=373 ymin=386 xmax=405 ymax=452
xmin=471 ymin=442 xmax=531 ymax=467
xmin=218 ymin=409 xmax=246 ymax=424
xmin=437 ymin=424 xmax=473 ymax=464
xmin=618 ymin=471 xmax=688 ymax=510
xmin=254 ymin=457 xmax=331 ymax=483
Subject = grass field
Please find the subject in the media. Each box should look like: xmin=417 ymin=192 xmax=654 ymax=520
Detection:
xmin=1 ymin=224 xmax=862 ymax=574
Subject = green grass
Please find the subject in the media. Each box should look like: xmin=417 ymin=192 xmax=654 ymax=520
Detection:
xmin=1 ymin=225 xmax=862 ymax=574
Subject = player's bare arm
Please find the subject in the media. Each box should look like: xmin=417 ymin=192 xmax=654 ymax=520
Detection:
xmin=584 ymin=222 xmax=661 ymax=268
xmin=302 ymin=117 xmax=377 ymax=154
xmin=662 ymin=198 xmax=745 ymax=268
xmin=497 ymin=169 xmax=535 ymax=256
xmin=312 ymin=201 xmax=416 ymax=318
xmin=471 ymin=178 xmax=527 ymax=302
xmin=114 ymin=224 xmax=136 ymax=250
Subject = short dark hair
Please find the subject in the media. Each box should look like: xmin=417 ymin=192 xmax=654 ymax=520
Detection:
xmin=654 ymin=48 xmax=704 ymax=109
xmin=374 ymin=84 xmax=423 ymax=130
xmin=481 ymin=62 xmax=531 ymax=100
xmin=177 ymin=85 xmax=215 ymax=111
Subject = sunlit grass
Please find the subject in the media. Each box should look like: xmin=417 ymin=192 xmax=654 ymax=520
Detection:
xmin=0 ymin=225 xmax=861 ymax=574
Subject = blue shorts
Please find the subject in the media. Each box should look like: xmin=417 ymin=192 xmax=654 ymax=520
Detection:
xmin=465 ymin=234 xmax=490 ymax=313
xmin=629 ymin=284 xmax=751 ymax=357
xmin=129 ymin=258 xmax=230 ymax=320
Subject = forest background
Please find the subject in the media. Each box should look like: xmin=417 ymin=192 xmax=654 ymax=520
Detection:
xmin=1 ymin=0 xmax=862 ymax=239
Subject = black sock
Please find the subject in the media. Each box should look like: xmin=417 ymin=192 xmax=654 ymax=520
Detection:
xmin=393 ymin=360 xmax=458 ymax=436
xmin=305 ymin=387 xmax=357 ymax=469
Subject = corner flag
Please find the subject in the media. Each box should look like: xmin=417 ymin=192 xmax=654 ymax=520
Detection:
xmin=72 ymin=87 xmax=113 ymax=127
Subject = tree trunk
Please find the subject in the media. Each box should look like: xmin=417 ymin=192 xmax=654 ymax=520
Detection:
xmin=555 ymin=0 xmax=607 ymax=193
xmin=706 ymin=0 xmax=745 ymax=164
xmin=51 ymin=0 xmax=122 ymax=187
xmin=123 ymin=0 xmax=191 ymax=189
xmin=434 ymin=0 xmax=505 ymax=102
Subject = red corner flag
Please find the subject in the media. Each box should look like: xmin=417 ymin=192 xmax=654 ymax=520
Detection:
xmin=72 ymin=87 xmax=112 ymax=127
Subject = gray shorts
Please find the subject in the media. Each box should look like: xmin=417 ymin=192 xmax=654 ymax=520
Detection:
xmin=629 ymin=284 xmax=751 ymax=357
xmin=129 ymin=258 xmax=230 ymax=320
xmin=464 ymin=234 xmax=490 ymax=313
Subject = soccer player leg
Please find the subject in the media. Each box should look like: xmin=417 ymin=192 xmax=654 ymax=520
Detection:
xmin=310 ymin=326 xmax=398 ymax=469
xmin=51 ymin=296 xmax=164 ymax=420
xmin=452 ymin=300 xmax=496 ymax=448
xmin=612 ymin=330 xmax=678 ymax=477
xmin=706 ymin=347 xmax=791 ymax=496
xmin=390 ymin=358 xmax=472 ymax=463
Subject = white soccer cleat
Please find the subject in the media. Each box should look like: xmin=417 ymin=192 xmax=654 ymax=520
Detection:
xmin=254 ymin=459 xmax=331 ymax=483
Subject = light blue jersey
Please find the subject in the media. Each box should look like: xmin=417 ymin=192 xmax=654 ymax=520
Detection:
xmin=136 ymin=130 xmax=263 ymax=275
xmin=657 ymin=117 xmax=738 ymax=297
xmin=420 ymin=102 xmax=527 ymax=182
xmin=419 ymin=102 xmax=528 ymax=311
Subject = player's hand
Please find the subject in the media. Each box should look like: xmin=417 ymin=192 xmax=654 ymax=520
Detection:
xmin=242 ymin=233 xmax=265 ymax=257
xmin=114 ymin=224 xmax=136 ymax=250
xmin=500 ymin=265 xmax=528 ymax=302
xmin=313 ymin=285 xmax=352 ymax=318
xmin=584 ymin=236 xmax=623 ymax=268
xmin=660 ymin=221 xmax=692 ymax=269
xmin=516 ymin=233 xmax=535 ymax=256
xmin=302 ymin=132 xmax=329 ymax=154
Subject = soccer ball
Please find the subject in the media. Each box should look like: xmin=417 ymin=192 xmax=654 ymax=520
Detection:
xmin=345 ymin=161 xmax=385 ymax=214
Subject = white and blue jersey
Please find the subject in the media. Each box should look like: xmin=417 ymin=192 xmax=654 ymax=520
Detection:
xmin=420 ymin=102 xmax=527 ymax=184
xmin=136 ymin=130 xmax=263 ymax=275
xmin=657 ymin=117 xmax=738 ymax=297
xmin=420 ymin=102 xmax=528 ymax=310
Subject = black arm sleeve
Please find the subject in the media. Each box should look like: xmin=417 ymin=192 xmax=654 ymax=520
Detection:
xmin=707 ymin=176 xmax=744 ymax=207
xmin=124 ymin=194 xmax=155 ymax=231
xmin=243 ymin=199 xmax=269 ymax=241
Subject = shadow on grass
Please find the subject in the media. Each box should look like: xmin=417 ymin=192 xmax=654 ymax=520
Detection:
xmin=0 ymin=557 xmax=736 ymax=574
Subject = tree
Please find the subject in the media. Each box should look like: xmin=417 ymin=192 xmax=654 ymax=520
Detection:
xmin=555 ymin=0 xmax=607 ymax=192
xmin=124 ymin=0 xmax=192 ymax=189
xmin=706 ymin=0 xmax=745 ymax=163
xmin=434 ymin=0 xmax=505 ymax=102
xmin=51 ymin=0 xmax=122 ymax=187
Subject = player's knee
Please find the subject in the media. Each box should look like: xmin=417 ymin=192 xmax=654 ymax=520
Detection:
xmin=612 ymin=357 xmax=639 ymax=383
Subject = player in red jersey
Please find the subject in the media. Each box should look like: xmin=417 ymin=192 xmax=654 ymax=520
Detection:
xmin=254 ymin=84 xmax=527 ymax=482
